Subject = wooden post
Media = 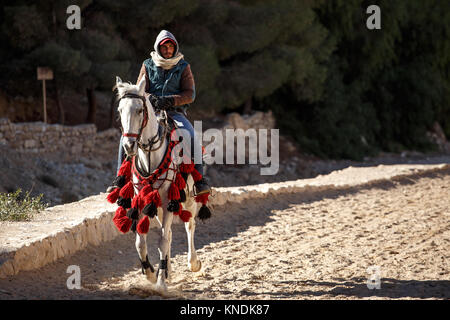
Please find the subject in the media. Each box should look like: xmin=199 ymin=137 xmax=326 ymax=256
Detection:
xmin=42 ymin=79 xmax=47 ymax=123
xmin=37 ymin=67 xmax=53 ymax=123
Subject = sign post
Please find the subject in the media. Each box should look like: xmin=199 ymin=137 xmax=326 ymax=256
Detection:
xmin=37 ymin=67 xmax=54 ymax=123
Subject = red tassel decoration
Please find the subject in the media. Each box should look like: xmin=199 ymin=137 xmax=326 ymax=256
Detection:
xmin=191 ymin=168 xmax=202 ymax=182
xmin=137 ymin=216 xmax=150 ymax=234
xmin=179 ymin=210 xmax=192 ymax=222
xmin=131 ymin=195 xmax=140 ymax=210
xmin=143 ymin=190 xmax=162 ymax=208
xmin=113 ymin=207 xmax=132 ymax=233
xmin=107 ymin=187 xmax=120 ymax=203
xmin=175 ymin=172 xmax=186 ymax=189
xmin=168 ymin=183 xmax=180 ymax=201
xmin=180 ymin=163 xmax=195 ymax=174
xmin=139 ymin=185 xmax=153 ymax=197
xmin=195 ymin=193 xmax=210 ymax=205
xmin=118 ymin=160 xmax=132 ymax=180
xmin=113 ymin=206 xmax=126 ymax=219
xmin=119 ymin=181 xmax=134 ymax=199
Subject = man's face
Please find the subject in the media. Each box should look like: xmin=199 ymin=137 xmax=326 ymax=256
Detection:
xmin=159 ymin=41 xmax=175 ymax=59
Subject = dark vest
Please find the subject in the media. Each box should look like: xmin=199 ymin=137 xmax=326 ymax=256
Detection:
xmin=143 ymin=58 xmax=188 ymax=97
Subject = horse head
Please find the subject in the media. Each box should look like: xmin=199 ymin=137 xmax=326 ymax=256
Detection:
xmin=116 ymin=76 xmax=148 ymax=157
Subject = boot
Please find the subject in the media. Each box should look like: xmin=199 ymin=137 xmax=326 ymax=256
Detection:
xmin=194 ymin=178 xmax=211 ymax=195
xmin=106 ymin=185 xmax=117 ymax=193
xmin=106 ymin=175 xmax=126 ymax=193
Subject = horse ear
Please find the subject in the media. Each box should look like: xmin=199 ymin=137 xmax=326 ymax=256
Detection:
xmin=137 ymin=77 xmax=146 ymax=95
xmin=116 ymin=76 xmax=123 ymax=85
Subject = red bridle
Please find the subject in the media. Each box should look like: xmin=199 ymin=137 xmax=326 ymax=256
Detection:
xmin=119 ymin=93 xmax=149 ymax=140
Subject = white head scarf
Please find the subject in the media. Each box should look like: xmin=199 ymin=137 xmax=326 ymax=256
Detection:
xmin=150 ymin=30 xmax=184 ymax=70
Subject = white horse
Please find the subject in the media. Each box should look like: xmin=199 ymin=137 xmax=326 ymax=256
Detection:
xmin=115 ymin=76 xmax=202 ymax=291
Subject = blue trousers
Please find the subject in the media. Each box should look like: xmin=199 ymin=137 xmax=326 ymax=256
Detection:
xmin=117 ymin=111 xmax=203 ymax=176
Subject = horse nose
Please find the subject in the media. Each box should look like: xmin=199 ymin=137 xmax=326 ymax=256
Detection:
xmin=124 ymin=140 xmax=136 ymax=154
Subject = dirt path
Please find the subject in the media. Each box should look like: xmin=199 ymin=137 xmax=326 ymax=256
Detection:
xmin=0 ymin=169 xmax=449 ymax=300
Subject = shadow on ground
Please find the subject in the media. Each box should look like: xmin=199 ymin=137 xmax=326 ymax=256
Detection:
xmin=0 ymin=166 xmax=448 ymax=299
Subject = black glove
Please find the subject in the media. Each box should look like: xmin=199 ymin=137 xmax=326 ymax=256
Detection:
xmin=156 ymin=96 xmax=175 ymax=110
xmin=149 ymin=94 xmax=175 ymax=110
xmin=148 ymin=94 xmax=159 ymax=108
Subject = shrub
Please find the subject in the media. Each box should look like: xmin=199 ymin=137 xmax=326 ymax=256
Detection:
xmin=0 ymin=189 xmax=48 ymax=221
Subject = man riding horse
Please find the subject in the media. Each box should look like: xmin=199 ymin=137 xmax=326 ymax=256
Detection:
xmin=109 ymin=30 xmax=211 ymax=195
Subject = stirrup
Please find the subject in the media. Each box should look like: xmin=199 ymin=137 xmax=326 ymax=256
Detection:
xmin=106 ymin=185 xmax=118 ymax=193
xmin=194 ymin=178 xmax=211 ymax=196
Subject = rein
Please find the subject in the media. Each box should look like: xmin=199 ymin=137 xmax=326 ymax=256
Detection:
xmin=119 ymin=92 xmax=168 ymax=152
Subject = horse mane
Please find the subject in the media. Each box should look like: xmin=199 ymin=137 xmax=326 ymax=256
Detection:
xmin=116 ymin=81 xmax=140 ymax=98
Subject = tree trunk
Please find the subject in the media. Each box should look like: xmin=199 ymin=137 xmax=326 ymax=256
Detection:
xmin=109 ymin=85 xmax=118 ymax=128
xmin=243 ymin=98 xmax=252 ymax=115
xmin=53 ymin=77 xmax=64 ymax=124
xmin=86 ymin=87 xmax=97 ymax=124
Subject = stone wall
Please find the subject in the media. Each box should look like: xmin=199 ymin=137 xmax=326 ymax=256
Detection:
xmin=0 ymin=118 xmax=119 ymax=158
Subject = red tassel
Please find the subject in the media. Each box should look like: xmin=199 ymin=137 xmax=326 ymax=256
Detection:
xmin=143 ymin=190 xmax=162 ymax=208
xmin=113 ymin=207 xmax=132 ymax=233
xmin=131 ymin=195 xmax=140 ymax=210
xmin=191 ymin=168 xmax=202 ymax=182
xmin=137 ymin=216 xmax=150 ymax=234
xmin=138 ymin=185 xmax=153 ymax=198
xmin=175 ymin=172 xmax=186 ymax=190
xmin=168 ymin=183 xmax=180 ymax=200
xmin=180 ymin=163 xmax=195 ymax=173
xmin=107 ymin=187 xmax=120 ymax=203
xmin=118 ymin=160 xmax=132 ymax=180
xmin=179 ymin=210 xmax=192 ymax=222
xmin=195 ymin=193 xmax=210 ymax=205
xmin=114 ymin=206 xmax=126 ymax=219
xmin=119 ymin=181 xmax=134 ymax=199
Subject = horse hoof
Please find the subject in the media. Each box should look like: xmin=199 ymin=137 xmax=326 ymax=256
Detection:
xmin=145 ymin=269 xmax=157 ymax=284
xmin=156 ymin=279 xmax=168 ymax=292
xmin=189 ymin=260 xmax=202 ymax=272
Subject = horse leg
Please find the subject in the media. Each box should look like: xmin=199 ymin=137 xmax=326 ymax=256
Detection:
xmin=135 ymin=233 xmax=156 ymax=283
xmin=156 ymin=210 xmax=173 ymax=291
xmin=167 ymin=227 xmax=173 ymax=281
xmin=185 ymin=217 xmax=202 ymax=272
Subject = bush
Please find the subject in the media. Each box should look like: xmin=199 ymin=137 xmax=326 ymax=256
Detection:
xmin=0 ymin=189 xmax=48 ymax=221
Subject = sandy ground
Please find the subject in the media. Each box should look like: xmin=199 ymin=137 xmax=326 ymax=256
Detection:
xmin=0 ymin=168 xmax=449 ymax=300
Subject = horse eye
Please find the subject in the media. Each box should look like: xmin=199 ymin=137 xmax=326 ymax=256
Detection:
xmin=138 ymin=109 xmax=143 ymax=114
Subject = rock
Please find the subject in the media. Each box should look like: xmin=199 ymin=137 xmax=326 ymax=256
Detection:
xmin=24 ymin=139 xmax=37 ymax=148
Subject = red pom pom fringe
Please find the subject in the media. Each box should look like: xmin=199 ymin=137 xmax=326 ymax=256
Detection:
xmin=118 ymin=160 xmax=132 ymax=180
xmin=143 ymin=190 xmax=162 ymax=208
xmin=191 ymin=168 xmax=202 ymax=182
xmin=137 ymin=216 xmax=150 ymax=234
xmin=168 ymin=183 xmax=180 ymax=200
xmin=139 ymin=185 xmax=153 ymax=198
xmin=179 ymin=210 xmax=192 ymax=222
xmin=180 ymin=163 xmax=195 ymax=174
xmin=175 ymin=173 xmax=186 ymax=190
xmin=107 ymin=187 xmax=120 ymax=203
xmin=131 ymin=195 xmax=140 ymax=209
xmin=195 ymin=193 xmax=210 ymax=205
xmin=113 ymin=207 xmax=132 ymax=233
xmin=119 ymin=181 xmax=134 ymax=199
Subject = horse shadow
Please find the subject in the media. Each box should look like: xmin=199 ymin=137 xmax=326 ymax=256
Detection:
xmin=241 ymin=278 xmax=450 ymax=299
